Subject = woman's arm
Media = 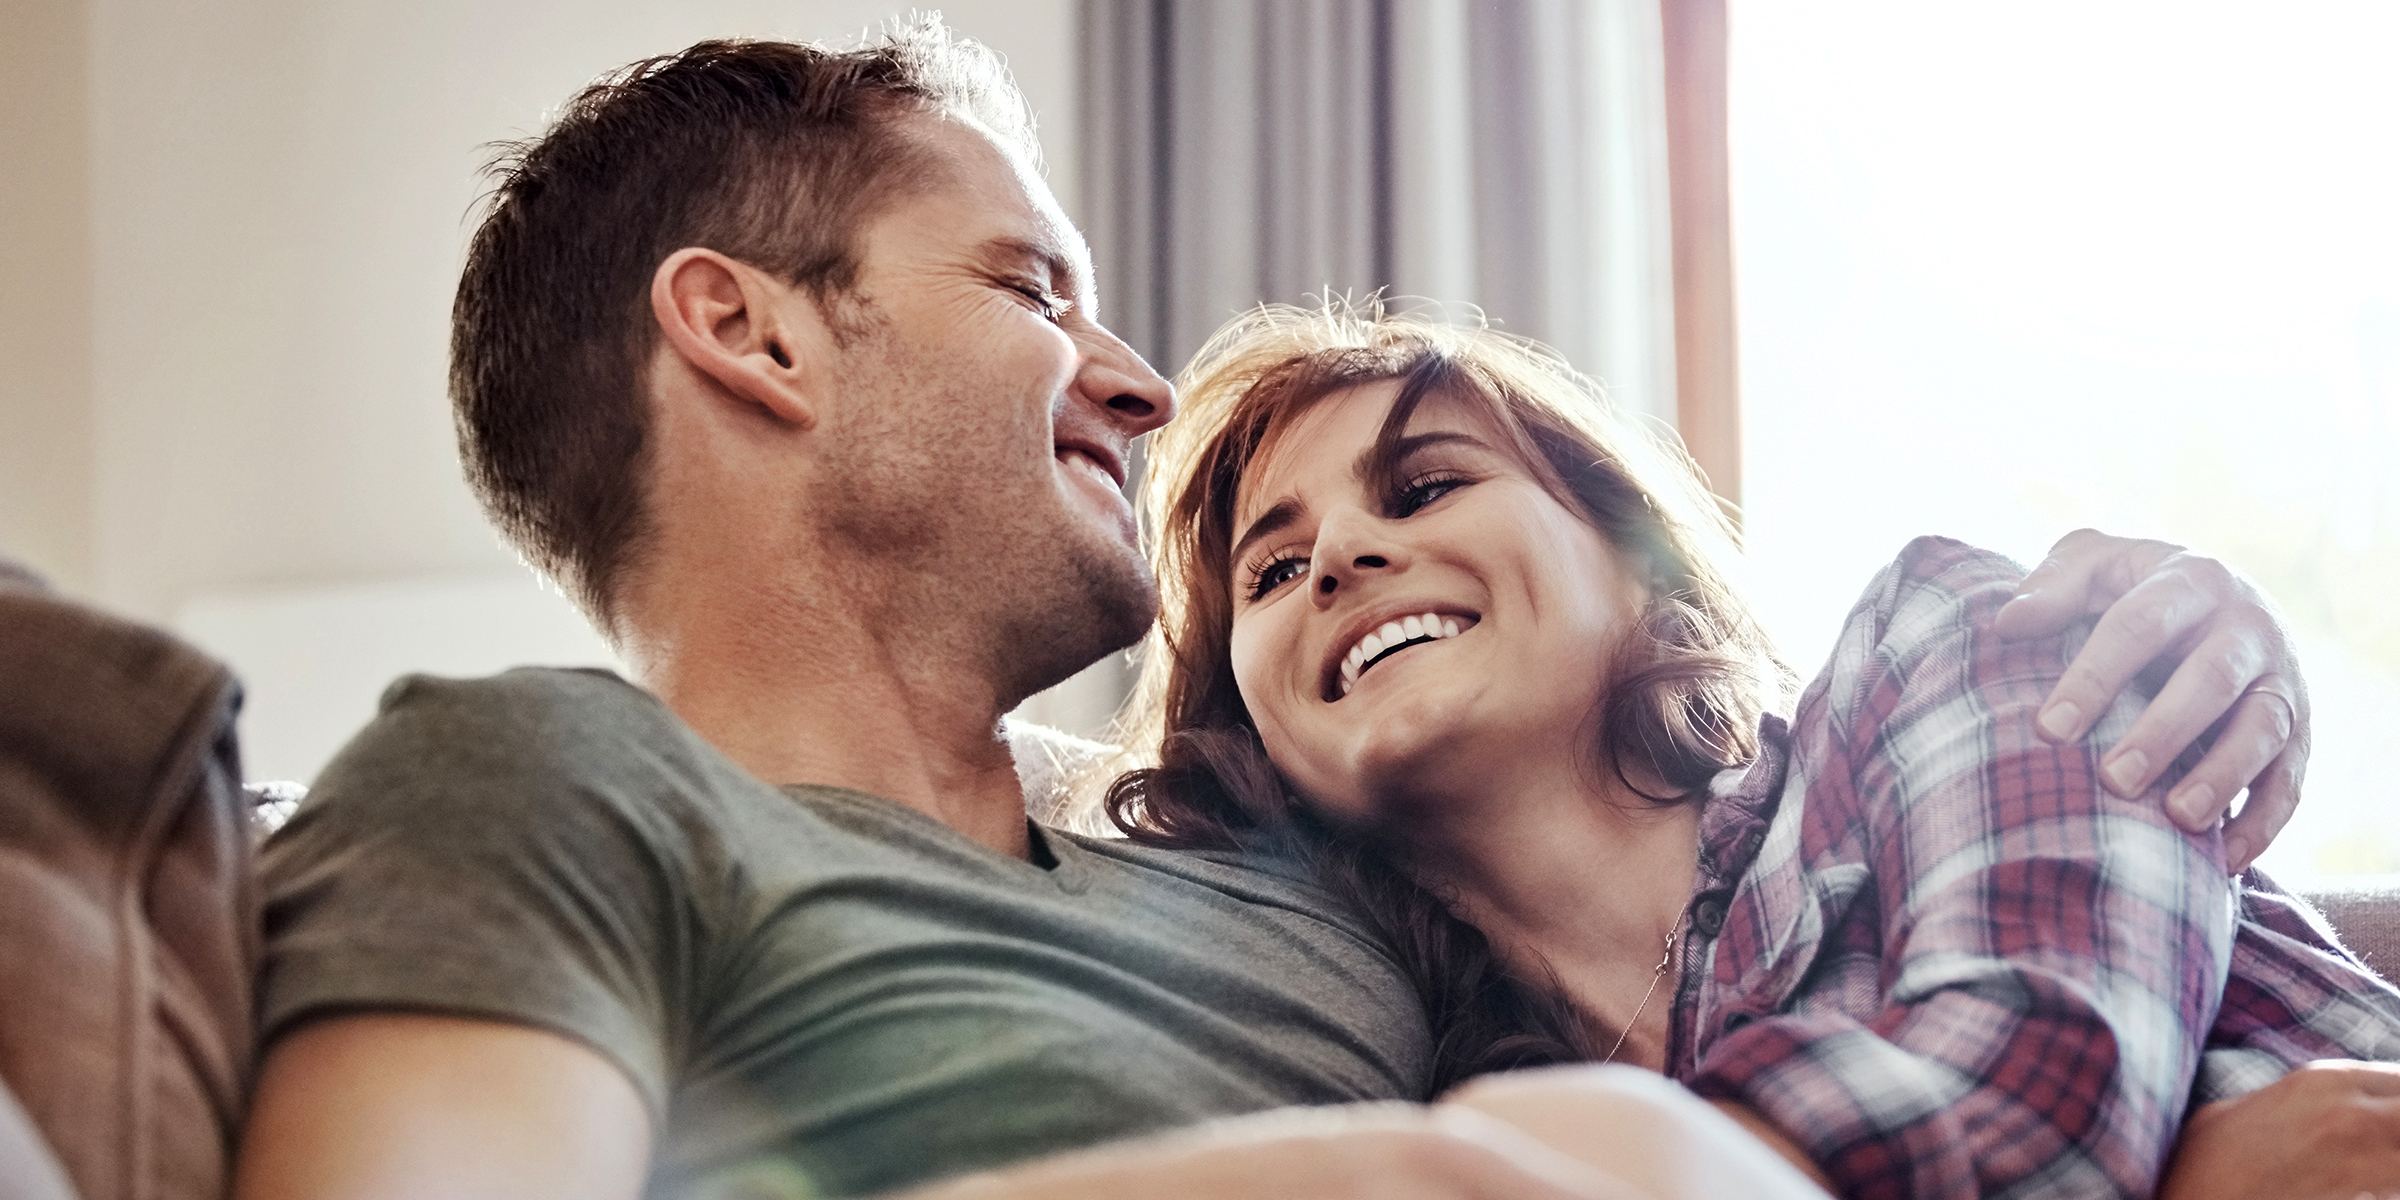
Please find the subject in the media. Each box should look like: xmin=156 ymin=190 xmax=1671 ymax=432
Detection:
xmin=1685 ymin=536 xmax=2235 ymax=1199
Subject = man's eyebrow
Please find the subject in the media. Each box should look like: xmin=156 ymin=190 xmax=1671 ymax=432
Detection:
xmin=1230 ymin=498 xmax=1304 ymax=570
xmin=974 ymin=235 xmax=1085 ymax=299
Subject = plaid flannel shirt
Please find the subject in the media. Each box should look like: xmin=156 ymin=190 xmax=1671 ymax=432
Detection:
xmin=1664 ymin=537 xmax=2400 ymax=1199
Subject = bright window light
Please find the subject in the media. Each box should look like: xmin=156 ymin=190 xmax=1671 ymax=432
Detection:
xmin=1730 ymin=2 xmax=2400 ymax=879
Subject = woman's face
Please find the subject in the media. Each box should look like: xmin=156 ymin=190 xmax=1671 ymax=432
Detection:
xmin=1225 ymin=380 xmax=1651 ymax=826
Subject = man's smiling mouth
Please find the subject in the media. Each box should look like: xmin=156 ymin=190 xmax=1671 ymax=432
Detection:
xmin=1333 ymin=612 xmax=1475 ymax=699
xmin=1054 ymin=441 xmax=1127 ymax=489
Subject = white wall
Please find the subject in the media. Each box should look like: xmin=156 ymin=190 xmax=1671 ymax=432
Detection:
xmin=1 ymin=0 xmax=94 ymax=594
xmin=48 ymin=0 xmax=1094 ymax=780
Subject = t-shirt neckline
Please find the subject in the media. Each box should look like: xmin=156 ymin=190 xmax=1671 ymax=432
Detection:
xmin=773 ymin=782 xmax=1092 ymax=893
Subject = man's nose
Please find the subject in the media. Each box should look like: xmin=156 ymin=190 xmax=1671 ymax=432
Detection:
xmin=1074 ymin=325 xmax=1176 ymax=437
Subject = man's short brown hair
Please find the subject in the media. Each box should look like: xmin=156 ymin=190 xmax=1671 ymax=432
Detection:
xmin=451 ymin=18 xmax=1039 ymax=633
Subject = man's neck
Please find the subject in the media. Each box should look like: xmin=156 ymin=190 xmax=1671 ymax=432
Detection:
xmin=622 ymin=568 xmax=1036 ymax=860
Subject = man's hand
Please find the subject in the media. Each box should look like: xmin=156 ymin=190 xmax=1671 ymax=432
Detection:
xmin=2160 ymin=1061 xmax=2400 ymax=1200
xmin=1993 ymin=529 xmax=2309 ymax=871
xmin=913 ymin=1103 xmax=1642 ymax=1200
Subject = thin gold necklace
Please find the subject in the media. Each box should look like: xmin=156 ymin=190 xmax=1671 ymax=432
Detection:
xmin=1602 ymin=926 xmax=1680 ymax=1066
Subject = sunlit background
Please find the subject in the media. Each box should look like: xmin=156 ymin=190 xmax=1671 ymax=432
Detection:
xmin=1732 ymin=2 xmax=2400 ymax=879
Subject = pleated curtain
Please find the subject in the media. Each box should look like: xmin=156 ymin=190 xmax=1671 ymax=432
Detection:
xmin=1079 ymin=0 xmax=1684 ymax=430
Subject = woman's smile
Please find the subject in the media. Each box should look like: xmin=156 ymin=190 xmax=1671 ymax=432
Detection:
xmin=1326 ymin=609 xmax=1481 ymax=700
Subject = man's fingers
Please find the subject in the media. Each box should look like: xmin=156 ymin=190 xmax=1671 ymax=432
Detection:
xmin=2150 ymin=681 xmax=2294 ymax=830
xmin=1997 ymin=529 xmax=2186 ymax=642
xmin=2222 ymin=743 xmax=2307 ymax=873
xmin=2036 ymin=568 xmax=2219 ymax=744
xmin=1996 ymin=558 xmax=2098 ymax=643
xmin=2093 ymin=621 xmax=2278 ymax=798
xmin=2007 ymin=536 xmax=2315 ymax=865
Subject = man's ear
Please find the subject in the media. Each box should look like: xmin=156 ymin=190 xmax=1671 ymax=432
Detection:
xmin=649 ymin=248 xmax=819 ymax=429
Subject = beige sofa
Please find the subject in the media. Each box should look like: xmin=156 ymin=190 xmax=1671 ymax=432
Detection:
xmin=0 ymin=562 xmax=256 ymax=1200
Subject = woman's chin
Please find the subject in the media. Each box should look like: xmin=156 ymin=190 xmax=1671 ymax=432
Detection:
xmin=1308 ymin=695 xmax=1484 ymax=811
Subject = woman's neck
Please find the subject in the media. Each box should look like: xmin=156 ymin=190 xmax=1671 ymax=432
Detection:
xmin=1396 ymin=765 xmax=1703 ymax=1066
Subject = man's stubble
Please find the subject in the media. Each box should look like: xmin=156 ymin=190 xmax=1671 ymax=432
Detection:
xmin=813 ymin=312 xmax=1159 ymax=710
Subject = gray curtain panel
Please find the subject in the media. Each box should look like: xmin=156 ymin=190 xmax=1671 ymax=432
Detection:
xmin=1080 ymin=0 xmax=1680 ymax=427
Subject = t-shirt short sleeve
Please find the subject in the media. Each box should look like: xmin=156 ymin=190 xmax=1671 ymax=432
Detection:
xmin=257 ymin=669 xmax=725 ymax=1118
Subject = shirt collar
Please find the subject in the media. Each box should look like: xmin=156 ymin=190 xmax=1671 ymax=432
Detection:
xmin=1693 ymin=712 xmax=1793 ymax=894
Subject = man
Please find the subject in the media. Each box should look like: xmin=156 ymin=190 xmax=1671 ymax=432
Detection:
xmin=233 ymin=20 xmax=2348 ymax=1200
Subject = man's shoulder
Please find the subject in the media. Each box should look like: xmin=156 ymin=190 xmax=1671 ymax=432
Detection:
xmin=367 ymin=665 xmax=675 ymax=746
xmin=274 ymin=666 xmax=771 ymax=872
xmin=327 ymin=666 xmax=716 ymax=789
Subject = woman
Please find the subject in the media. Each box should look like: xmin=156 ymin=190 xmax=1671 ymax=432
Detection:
xmin=1104 ymin=303 xmax=2400 ymax=1199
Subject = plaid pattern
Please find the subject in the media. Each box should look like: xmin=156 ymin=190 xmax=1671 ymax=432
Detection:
xmin=1659 ymin=537 xmax=2400 ymax=1199
xmin=2195 ymin=873 xmax=2400 ymax=1102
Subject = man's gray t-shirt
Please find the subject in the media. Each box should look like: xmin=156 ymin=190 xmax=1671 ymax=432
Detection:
xmin=258 ymin=668 xmax=1430 ymax=1199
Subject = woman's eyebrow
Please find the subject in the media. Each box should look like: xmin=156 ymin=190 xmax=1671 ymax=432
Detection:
xmin=1360 ymin=430 xmax=1490 ymax=484
xmin=1230 ymin=498 xmax=1304 ymax=569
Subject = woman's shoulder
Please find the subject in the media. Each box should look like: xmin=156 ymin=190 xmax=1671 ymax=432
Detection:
xmin=1820 ymin=537 xmax=2027 ymax=663
xmin=1792 ymin=536 xmax=2042 ymax=729
xmin=1857 ymin=535 xmax=2028 ymax=623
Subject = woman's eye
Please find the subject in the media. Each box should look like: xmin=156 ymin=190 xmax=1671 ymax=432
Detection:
xmin=1247 ymin=555 xmax=1308 ymax=600
xmin=1393 ymin=475 xmax=1467 ymax=517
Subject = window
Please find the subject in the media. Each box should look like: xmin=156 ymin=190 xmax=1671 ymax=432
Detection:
xmin=1731 ymin=2 xmax=2400 ymax=879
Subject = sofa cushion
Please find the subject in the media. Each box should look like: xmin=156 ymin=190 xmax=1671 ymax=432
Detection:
xmin=0 ymin=564 xmax=258 ymax=1200
xmin=2303 ymin=877 xmax=2400 ymax=986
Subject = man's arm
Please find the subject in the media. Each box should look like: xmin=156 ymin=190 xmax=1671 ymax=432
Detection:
xmin=905 ymin=1103 xmax=1643 ymax=1200
xmin=235 ymin=1018 xmax=1651 ymax=1200
xmin=1995 ymin=529 xmax=2308 ymax=870
xmin=1440 ymin=1067 xmax=1832 ymax=1200
xmin=233 ymin=1015 xmax=651 ymax=1200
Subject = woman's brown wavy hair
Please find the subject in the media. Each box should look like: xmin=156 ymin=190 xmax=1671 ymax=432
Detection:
xmin=1103 ymin=302 xmax=1789 ymax=1089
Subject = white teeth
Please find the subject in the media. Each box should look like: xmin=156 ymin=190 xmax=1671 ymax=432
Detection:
xmin=1335 ymin=612 xmax=1473 ymax=700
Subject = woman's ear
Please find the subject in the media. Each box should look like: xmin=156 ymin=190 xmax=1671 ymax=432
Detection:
xmin=649 ymin=247 xmax=818 ymax=429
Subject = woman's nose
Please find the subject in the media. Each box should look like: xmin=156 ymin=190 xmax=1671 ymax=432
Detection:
xmin=1307 ymin=510 xmax=1396 ymax=609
